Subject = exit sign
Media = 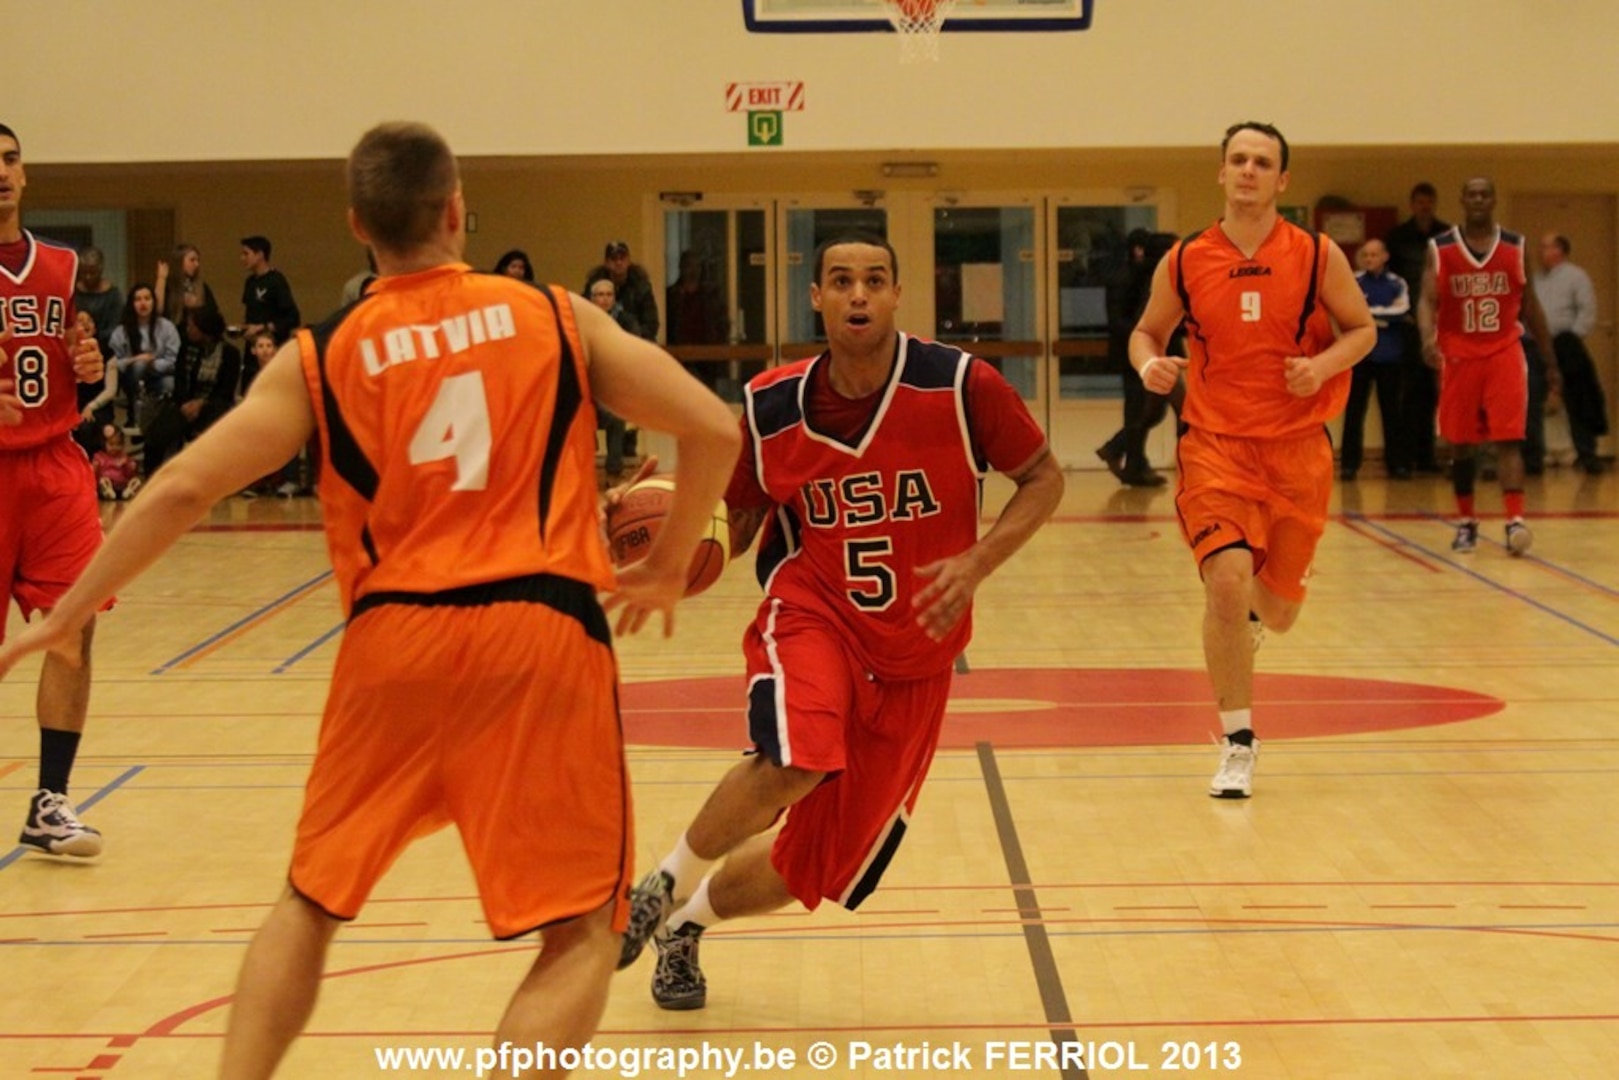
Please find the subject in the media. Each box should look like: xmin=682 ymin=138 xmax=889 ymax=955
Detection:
xmin=726 ymin=82 xmax=805 ymax=112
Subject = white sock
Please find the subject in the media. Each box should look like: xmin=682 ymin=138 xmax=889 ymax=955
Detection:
xmin=658 ymin=833 xmax=716 ymax=904
xmin=1219 ymin=708 xmax=1252 ymax=736
xmin=667 ymin=874 xmax=720 ymax=934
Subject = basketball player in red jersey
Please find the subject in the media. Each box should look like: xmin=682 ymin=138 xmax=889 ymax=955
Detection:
xmin=617 ymin=231 xmax=1064 ymax=1010
xmin=1131 ymin=123 xmax=1375 ymax=799
xmin=0 ymin=122 xmax=738 ymax=1080
xmin=1418 ymin=177 xmax=1557 ymax=556
xmin=0 ymin=122 xmax=111 ymax=858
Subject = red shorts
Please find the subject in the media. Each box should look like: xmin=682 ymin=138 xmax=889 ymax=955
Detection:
xmin=0 ymin=437 xmax=104 ymax=640
xmin=1174 ymin=426 xmax=1333 ymax=604
xmin=743 ymin=599 xmax=952 ymax=911
xmin=290 ymin=593 xmax=632 ymax=940
xmin=1439 ymin=347 xmax=1528 ymax=445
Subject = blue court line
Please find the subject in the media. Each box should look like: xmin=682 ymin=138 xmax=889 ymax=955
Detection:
xmin=272 ymin=622 xmax=345 ymax=675
xmin=0 ymin=765 xmax=145 ymax=872
xmin=151 ymin=571 xmax=334 ymax=674
xmin=1414 ymin=510 xmax=1619 ymax=599
xmin=1347 ymin=516 xmax=1619 ymax=647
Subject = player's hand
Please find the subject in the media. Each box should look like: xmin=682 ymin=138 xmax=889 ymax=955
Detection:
xmin=66 ymin=323 xmax=106 ymax=384
xmin=1283 ymin=356 xmax=1327 ymax=397
xmin=0 ymin=327 xmax=21 ymax=426
xmin=913 ymin=551 xmax=986 ymax=643
xmin=1138 ymin=355 xmax=1188 ymax=395
xmin=602 ymin=557 xmax=686 ymax=639
xmin=1421 ymin=341 xmax=1444 ymax=370
xmin=602 ymin=455 xmax=658 ymax=513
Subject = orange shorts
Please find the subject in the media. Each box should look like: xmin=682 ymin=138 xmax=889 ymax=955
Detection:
xmin=1174 ymin=426 xmax=1333 ymax=603
xmin=1439 ymin=347 xmax=1527 ymax=445
xmin=290 ymin=588 xmax=631 ymax=940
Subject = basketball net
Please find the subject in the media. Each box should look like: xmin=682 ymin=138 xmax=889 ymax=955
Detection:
xmin=881 ymin=0 xmax=959 ymax=63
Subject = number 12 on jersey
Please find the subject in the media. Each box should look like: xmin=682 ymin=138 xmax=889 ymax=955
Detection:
xmin=409 ymin=371 xmax=492 ymax=490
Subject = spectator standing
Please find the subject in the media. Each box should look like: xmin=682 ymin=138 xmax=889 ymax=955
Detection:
xmin=1384 ymin=183 xmax=1451 ymax=473
xmin=72 ymin=245 xmax=123 ymax=358
xmin=155 ymin=243 xmax=219 ymax=326
xmin=1341 ymin=238 xmax=1411 ymax=480
xmin=585 ymin=240 xmax=659 ymax=343
xmin=239 ymin=235 xmax=301 ymax=392
xmin=587 ymin=278 xmax=636 ymax=479
xmin=1535 ymin=233 xmax=1608 ymax=473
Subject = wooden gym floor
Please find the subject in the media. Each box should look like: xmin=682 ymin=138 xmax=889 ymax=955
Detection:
xmin=3 ymin=464 xmax=1618 ymax=1079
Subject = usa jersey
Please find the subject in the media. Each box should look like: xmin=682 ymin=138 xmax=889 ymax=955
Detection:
xmin=299 ymin=266 xmax=612 ymax=616
xmin=1170 ymin=219 xmax=1344 ymax=439
xmin=745 ymin=336 xmax=988 ymax=680
xmin=0 ymin=231 xmax=79 ymax=451
xmin=1432 ymin=227 xmax=1526 ymax=362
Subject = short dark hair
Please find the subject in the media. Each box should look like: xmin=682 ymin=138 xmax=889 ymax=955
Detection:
xmin=1221 ymin=121 xmax=1289 ymax=172
xmin=1551 ymin=234 xmax=1572 ymax=255
xmin=240 ymin=235 xmax=272 ymax=259
xmin=1410 ymin=182 xmax=1438 ymax=200
xmin=812 ymin=230 xmax=898 ymax=284
xmin=347 ymin=122 xmax=458 ymax=254
xmin=0 ymin=122 xmax=18 ymax=153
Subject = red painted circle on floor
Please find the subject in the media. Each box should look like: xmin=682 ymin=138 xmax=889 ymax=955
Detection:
xmin=620 ymin=668 xmax=1504 ymax=749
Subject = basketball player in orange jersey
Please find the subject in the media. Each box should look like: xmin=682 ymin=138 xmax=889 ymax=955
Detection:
xmin=1417 ymin=177 xmax=1557 ymax=556
xmin=0 ymin=122 xmax=739 ymax=1080
xmin=1131 ymin=122 xmax=1376 ymax=799
xmin=0 ymin=121 xmax=111 ymax=859
xmin=616 ymin=231 xmax=1065 ymax=1011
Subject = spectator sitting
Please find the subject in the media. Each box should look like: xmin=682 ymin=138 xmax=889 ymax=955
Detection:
xmin=155 ymin=243 xmax=220 ymax=326
xmin=340 ymin=249 xmax=378 ymax=306
xmin=92 ymin=425 xmax=142 ymax=502
xmin=73 ymin=245 xmax=123 ymax=358
xmin=109 ymin=282 xmax=180 ymax=423
xmin=493 ymin=248 xmax=536 ymax=283
xmin=73 ymin=310 xmax=119 ymax=455
xmin=144 ymin=307 xmax=243 ymax=473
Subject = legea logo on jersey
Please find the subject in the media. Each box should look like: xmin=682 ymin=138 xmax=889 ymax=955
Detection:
xmin=359 ymin=303 xmax=517 ymax=375
xmin=1228 ymin=265 xmax=1272 ymax=278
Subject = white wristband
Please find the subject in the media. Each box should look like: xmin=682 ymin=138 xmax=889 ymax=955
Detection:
xmin=1139 ymin=356 xmax=1169 ymax=383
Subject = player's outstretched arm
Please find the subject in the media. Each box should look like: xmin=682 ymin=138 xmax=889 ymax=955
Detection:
xmin=0 ymin=340 xmax=317 ymax=675
xmin=575 ymin=294 xmax=740 ymax=635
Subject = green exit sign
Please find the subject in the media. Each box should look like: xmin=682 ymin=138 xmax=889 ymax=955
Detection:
xmin=748 ymin=110 xmax=783 ymax=147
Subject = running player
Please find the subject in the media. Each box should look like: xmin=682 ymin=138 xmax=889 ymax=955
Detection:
xmin=0 ymin=121 xmax=739 ymax=1080
xmin=1418 ymin=177 xmax=1558 ymax=555
xmin=1130 ymin=122 xmax=1376 ymax=799
xmin=617 ymin=231 xmax=1064 ymax=1010
xmin=0 ymin=121 xmax=110 ymax=857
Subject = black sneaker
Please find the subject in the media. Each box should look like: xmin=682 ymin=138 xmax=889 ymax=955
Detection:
xmin=617 ymin=870 xmax=673 ymax=970
xmin=652 ymin=923 xmax=708 ymax=1010
xmin=1451 ymin=520 xmax=1479 ymax=554
xmin=19 ymin=789 xmax=103 ymax=857
xmin=1094 ymin=442 xmax=1127 ymax=481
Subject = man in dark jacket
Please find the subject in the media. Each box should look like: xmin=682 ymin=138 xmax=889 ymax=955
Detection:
xmin=585 ymin=240 xmax=659 ymax=343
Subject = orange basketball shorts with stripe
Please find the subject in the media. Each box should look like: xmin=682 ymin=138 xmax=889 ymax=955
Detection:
xmin=1174 ymin=426 xmax=1334 ymax=604
xmin=743 ymin=600 xmax=952 ymax=912
xmin=290 ymin=595 xmax=631 ymax=940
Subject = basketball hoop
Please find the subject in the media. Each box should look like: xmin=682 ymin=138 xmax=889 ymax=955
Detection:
xmin=881 ymin=0 xmax=959 ymax=63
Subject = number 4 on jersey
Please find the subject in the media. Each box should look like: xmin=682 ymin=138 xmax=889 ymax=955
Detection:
xmin=409 ymin=371 xmax=491 ymax=491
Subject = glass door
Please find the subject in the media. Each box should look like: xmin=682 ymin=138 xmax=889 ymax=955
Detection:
xmin=1047 ymin=194 xmax=1169 ymax=469
xmin=660 ymin=199 xmax=773 ymax=404
xmin=925 ymin=195 xmax=1043 ymax=408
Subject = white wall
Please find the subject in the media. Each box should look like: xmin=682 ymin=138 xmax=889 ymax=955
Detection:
xmin=11 ymin=1 xmax=1619 ymax=163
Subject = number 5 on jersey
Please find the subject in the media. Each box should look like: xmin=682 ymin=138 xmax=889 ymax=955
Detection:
xmin=409 ymin=371 xmax=491 ymax=491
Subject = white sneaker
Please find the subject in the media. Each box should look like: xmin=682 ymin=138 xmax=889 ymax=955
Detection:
xmin=1505 ymin=520 xmax=1533 ymax=557
xmin=1210 ymin=736 xmax=1258 ymax=799
xmin=123 ymin=476 xmax=142 ymax=500
xmin=276 ymin=481 xmax=300 ymax=498
xmin=19 ymin=790 xmax=103 ymax=857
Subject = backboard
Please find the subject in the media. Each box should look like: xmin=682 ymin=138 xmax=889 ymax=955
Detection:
xmin=742 ymin=0 xmax=1091 ymax=34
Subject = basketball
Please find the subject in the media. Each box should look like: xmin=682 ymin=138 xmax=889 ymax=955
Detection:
xmin=605 ymin=476 xmax=730 ymax=597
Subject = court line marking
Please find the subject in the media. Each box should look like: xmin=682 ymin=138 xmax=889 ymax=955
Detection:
xmin=977 ymin=741 xmax=1087 ymax=1080
xmin=151 ymin=571 xmax=334 ymax=674
xmin=1349 ymin=518 xmax=1619 ymax=646
xmin=0 ymin=766 xmax=144 ymax=873
xmin=1415 ymin=509 xmax=1619 ymax=599
xmin=271 ymin=622 xmax=345 ymax=675
xmin=1336 ymin=515 xmax=1443 ymax=572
